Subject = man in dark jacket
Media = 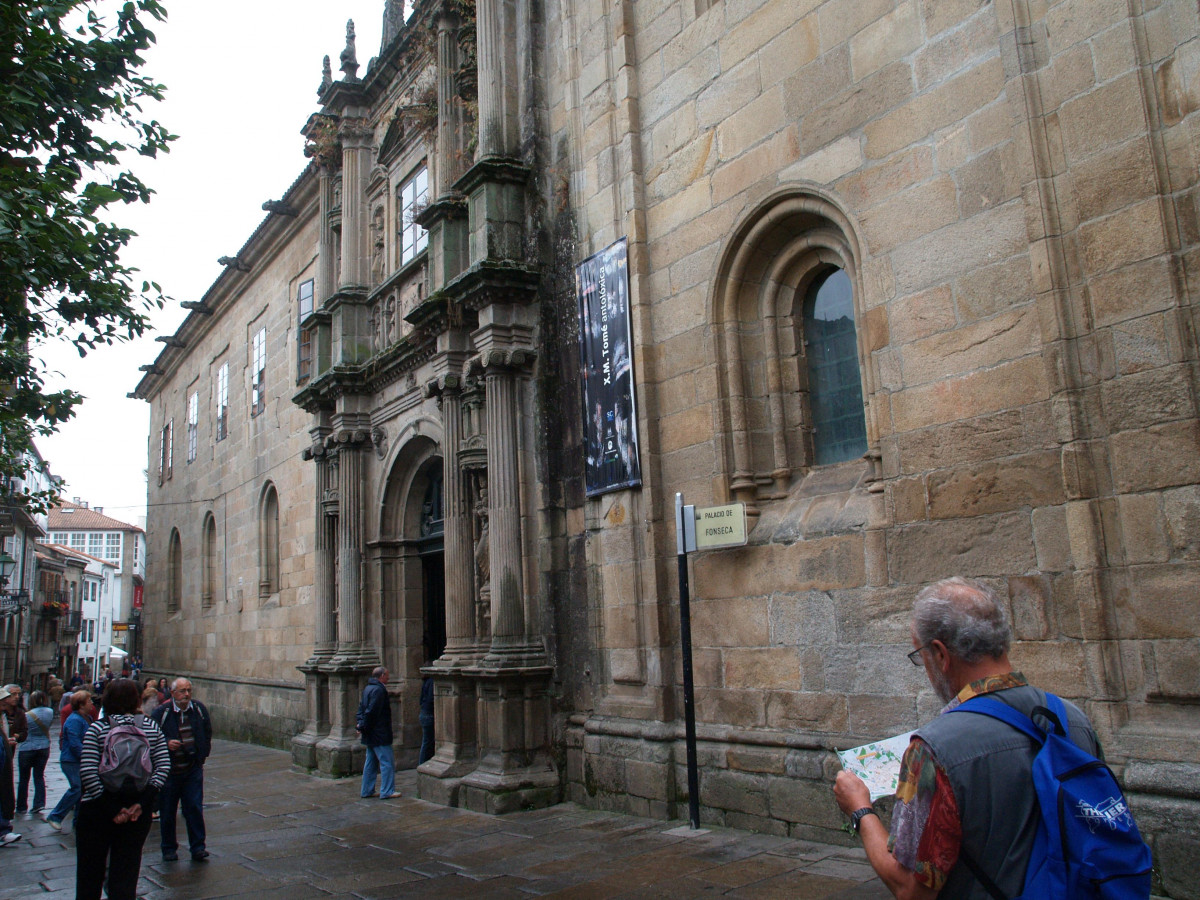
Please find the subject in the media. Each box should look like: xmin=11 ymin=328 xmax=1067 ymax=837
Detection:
xmin=355 ymin=667 xmax=397 ymax=799
xmin=150 ymin=677 xmax=213 ymax=862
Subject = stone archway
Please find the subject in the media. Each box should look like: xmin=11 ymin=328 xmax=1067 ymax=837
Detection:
xmin=377 ymin=437 xmax=443 ymax=766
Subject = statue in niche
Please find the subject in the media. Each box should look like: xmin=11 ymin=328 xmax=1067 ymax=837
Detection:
xmin=370 ymin=304 xmax=382 ymax=354
xmin=370 ymin=208 xmax=385 ymax=287
xmin=474 ymin=481 xmax=490 ymax=610
xmin=384 ymin=294 xmax=397 ymax=345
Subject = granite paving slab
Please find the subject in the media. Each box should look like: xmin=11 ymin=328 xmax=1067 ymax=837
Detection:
xmin=0 ymin=736 xmax=903 ymax=899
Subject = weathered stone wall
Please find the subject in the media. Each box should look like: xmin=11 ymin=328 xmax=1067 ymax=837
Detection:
xmin=545 ymin=0 xmax=1200 ymax=893
xmin=142 ymin=181 xmax=320 ymax=700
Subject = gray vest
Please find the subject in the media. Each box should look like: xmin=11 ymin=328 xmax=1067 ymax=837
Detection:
xmin=916 ymin=686 xmax=1100 ymax=900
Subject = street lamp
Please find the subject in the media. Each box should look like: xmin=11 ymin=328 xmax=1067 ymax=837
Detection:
xmin=0 ymin=550 xmax=15 ymax=590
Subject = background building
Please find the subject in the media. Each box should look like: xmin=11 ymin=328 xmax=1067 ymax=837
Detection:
xmin=0 ymin=444 xmax=53 ymax=685
xmin=136 ymin=1 xmax=1200 ymax=894
xmin=46 ymin=501 xmax=146 ymax=662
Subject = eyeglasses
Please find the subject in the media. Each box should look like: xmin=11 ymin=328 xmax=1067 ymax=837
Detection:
xmin=907 ymin=645 xmax=930 ymax=666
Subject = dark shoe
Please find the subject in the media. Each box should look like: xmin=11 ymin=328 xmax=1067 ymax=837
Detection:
xmin=191 ymin=850 xmax=210 ymax=862
xmin=162 ymin=850 xmax=179 ymax=861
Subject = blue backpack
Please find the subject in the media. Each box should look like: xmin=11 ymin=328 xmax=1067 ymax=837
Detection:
xmin=951 ymin=693 xmax=1152 ymax=899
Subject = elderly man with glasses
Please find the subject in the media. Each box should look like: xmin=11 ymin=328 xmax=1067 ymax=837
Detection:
xmin=833 ymin=578 xmax=1111 ymax=900
xmin=150 ymin=677 xmax=213 ymax=862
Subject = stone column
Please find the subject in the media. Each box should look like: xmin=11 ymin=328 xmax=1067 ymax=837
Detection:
xmin=436 ymin=4 xmax=465 ymax=195
xmin=475 ymin=0 xmax=519 ymax=159
xmin=332 ymin=431 xmax=369 ymax=661
xmin=430 ymin=376 xmax=474 ymax=665
xmin=339 ymin=118 xmax=373 ymax=289
xmin=480 ymin=350 xmax=538 ymax=664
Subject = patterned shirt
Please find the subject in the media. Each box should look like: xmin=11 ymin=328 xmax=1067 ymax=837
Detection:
xmin=888 ymin=672 xmax=1030 ymax=892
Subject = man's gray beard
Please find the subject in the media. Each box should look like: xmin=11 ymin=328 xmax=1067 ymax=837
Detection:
xmin=930 ymin=667 xmax=956 ymax=704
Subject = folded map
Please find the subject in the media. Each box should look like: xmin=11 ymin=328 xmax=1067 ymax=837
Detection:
xmin=837 ymin=731 xmax=915 ymax=801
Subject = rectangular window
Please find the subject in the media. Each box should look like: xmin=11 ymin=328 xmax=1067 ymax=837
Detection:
xmin=297 ymin=279 xmax=314 ymax=383
xmin=187 ymin=391 xmax=198 ymax=462
xmin=251 ymin=327 xmax=267 ymax=417
xmin=166 ymin=419 xmax=173 ymax=479
xmin=87 ymin=533 xmax=103 ymax=558
xmin=399 ymin=166 xmax=429 ymax=266
xmin=215 ymin=362 xmax=229 ymax=441
xmin=105 ymin=533 xmax=121 ymax=564
xmin=69 ymin=533 xmax=85 ymax=551
xmin=132 ymin=536 xmax=140 ymax=569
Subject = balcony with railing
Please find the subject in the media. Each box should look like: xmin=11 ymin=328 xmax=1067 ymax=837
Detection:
xmin=60 ymin=609 xmax=82 ymax=634
xmin=39 ymin=590 xmax=69 ymax=618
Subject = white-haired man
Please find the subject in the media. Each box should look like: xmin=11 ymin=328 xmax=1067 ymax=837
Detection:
xmin=151 ymin=677 xmax=212 ymax=862
xmin=834 ymin=577 xmax=1104 ymax=899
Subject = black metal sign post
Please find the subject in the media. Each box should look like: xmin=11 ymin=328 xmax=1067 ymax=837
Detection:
xmin=675 ymin=492 xmax=701 ymax=830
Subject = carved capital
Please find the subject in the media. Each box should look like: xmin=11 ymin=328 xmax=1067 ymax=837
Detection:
xmin=467 ymin=348 xmax=536 ymax=377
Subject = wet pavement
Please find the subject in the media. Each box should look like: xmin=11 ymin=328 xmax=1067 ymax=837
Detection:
xmin=3 ymin=738 xmax=890 ymax=899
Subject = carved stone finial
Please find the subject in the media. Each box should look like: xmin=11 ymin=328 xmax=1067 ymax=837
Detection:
xmin=340 ymin=20 xmax=359 ymax=83
xmin=319 ymin=55 xmax=332 ymax=96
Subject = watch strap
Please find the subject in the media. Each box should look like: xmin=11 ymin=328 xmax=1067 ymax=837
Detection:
xmin=850 ymin=807 xmax=877 ymax=832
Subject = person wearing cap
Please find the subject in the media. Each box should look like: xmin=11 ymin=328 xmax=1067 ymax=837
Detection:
xmin=0 ymin=684 xmax=26 ymax=845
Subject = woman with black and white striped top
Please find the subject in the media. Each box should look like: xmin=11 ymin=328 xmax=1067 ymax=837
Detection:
xmin=76 ymin=678 xmax=171 ymax=900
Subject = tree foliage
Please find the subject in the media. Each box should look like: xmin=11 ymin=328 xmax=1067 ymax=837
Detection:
xmin=0 ymin=0 xmax=173 ymax=511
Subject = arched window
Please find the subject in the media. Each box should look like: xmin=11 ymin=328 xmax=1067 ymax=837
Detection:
xmin=259 ymin=483 xmax=280 ymax=597
xmin=201 ymin=513 xmax=217 ymax=609
xmin=167 ymin=529 xmax=182 ymax=613
xmin=802 ymin=268 xmax=867 ymax=465
xmin=713 ymin=190 xmax=875 ymax=510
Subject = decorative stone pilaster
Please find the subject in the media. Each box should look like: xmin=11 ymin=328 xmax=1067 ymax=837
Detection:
xmin=315 ymin=428 xmax=376 ymax=777
xmin=292 ymin=432 xmax=337 ymax=771
xmin=329 ymin=429 xmax=372 ymax=664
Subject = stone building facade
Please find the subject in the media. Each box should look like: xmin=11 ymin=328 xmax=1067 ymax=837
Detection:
xmin=137 ymin=0 xmax=1200 ymax=893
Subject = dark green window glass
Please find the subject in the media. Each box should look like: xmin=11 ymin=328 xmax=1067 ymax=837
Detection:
xmin=803 ymin=269 xmax=867 ymax=465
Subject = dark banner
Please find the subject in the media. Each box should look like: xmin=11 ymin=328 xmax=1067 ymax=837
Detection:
xmin=577 ymin=238 xmax=641 ymax=497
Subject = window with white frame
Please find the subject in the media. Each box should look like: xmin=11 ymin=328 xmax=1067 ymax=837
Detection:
xmin=398 ymin=166 xmax=429 ymax=266
xmin=187 ymin=391 xmax=198 ymax=462
xmin=251 ymin=327 xmax=267 ymax=417
xmin=215 ymin=362 xmax=229 ymax=441
xmin=69 ymin=533 xmax=85 ymax=551
xmin=87 ymin=533 xmax=103 ymax=558
xmin=105 ymin=533 xmax=121 ymax=564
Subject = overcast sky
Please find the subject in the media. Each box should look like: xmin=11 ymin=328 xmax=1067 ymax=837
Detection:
xmin=38 ymin=1 xmax=391 ymax=525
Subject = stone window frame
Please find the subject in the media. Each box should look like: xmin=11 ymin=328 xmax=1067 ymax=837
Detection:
xmin=215 ymin=361 xmax=229 ymax=442
xmin=250 ymin=326 xmax=267 ymax=418
xmin=186 ymin=391 xmax=199 ymax=463
xmin=167 ymin=528 xmax=182 ymax=614
xmin=201 ymin=511 xmax=218 ymax=609
xmin=711 ymin=188 xmax=879 ymax=514
xmin=258 ymin=481 xmax=280 ymax=598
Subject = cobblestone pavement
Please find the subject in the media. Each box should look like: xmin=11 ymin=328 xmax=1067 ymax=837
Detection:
xmin=3 ymin=738 xmax=890 ymax=899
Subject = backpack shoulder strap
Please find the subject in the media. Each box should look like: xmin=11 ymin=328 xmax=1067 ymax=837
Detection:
xmin=951 ymin=696 xmax=1044 ymax=743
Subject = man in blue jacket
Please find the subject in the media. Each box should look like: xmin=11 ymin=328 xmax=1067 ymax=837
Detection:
xmin=151 ymin=677 xmax=213 ymax=862
xmin=355 ymin=666 xmax=397 ymax=799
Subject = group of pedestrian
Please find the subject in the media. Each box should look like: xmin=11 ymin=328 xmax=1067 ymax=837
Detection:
xmin=0 ymin=673 xmax=213 ymax=900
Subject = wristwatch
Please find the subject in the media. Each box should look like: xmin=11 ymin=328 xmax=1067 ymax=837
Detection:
xmin=849 ymin=807 xmax=878 ymax=833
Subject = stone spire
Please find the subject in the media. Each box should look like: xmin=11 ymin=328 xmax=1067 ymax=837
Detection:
xmin=381 ymin=0 xmax=406 ymax=50
xmin=318 ymin=55 xmax=332 ymax=96
xmin=339 ymin=19 xmax=359 ymax=83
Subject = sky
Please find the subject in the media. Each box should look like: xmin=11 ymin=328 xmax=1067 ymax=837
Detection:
xmin=38 ymin=1 xmax=393 ymax=526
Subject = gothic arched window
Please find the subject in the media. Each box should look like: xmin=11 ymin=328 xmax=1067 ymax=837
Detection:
xmin=259 ymin=483 xmax=280 ymax=597
xmin=167 ymin=529 xmax=182 ymax=613
xmin=201 ymin=513 xmax=217 ymax=608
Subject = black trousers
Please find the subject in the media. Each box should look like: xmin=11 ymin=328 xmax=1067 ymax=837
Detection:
xmin=75 ymin=798 xmax=154 ymax=900
xmin=0 ymin=754 xmax=14 ymax=820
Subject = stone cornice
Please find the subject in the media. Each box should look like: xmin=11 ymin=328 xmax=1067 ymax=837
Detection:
xmin=441 ymin=260 xmax=540 ymax=313
xmin=453 ymin=156 xmax=531 ymax=195
xmin=413 ymin=192 xmax=467 ymax=229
